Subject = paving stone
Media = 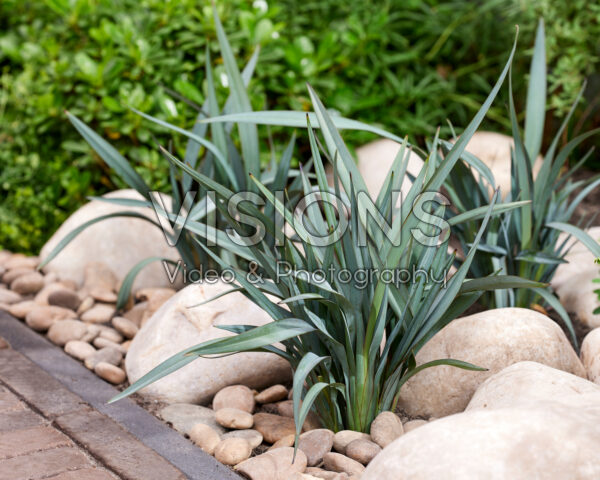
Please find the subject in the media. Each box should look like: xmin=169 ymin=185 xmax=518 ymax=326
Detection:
xmin=55 ymin=409 xmax=186 ymax=480
xmin=0 ymin=386 xmax=24 ymax=413
xmin=0 ymin=425 xmax=72 ymax=459
xmin=45 ymin=468 xmax=118 ymax=480
xmin=0 ymin=409 xmax=44 ymax=432
xmin=0 ymin=349 xmax=87 ymax=418
xmin=0 ymin=446 xmax=92 ymax=480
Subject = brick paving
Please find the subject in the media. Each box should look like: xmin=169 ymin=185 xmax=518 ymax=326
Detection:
xmin=0 ymin=336 xmax=186 ymax=480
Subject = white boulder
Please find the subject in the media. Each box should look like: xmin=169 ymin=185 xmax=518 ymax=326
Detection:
xmin=363 ymin=396 xmax=600 ymax=480
xmin=551 ymin=226 xmax=600 ymax=328
xmin=125 ymin=281 xmax=292 ymax=404
xmin=40 ymin=189 xmax=181 ymax=290
xmin=466 ymin=361 xmax=600 ymax=411
xmin=397 ymin=308 xmax=585 ymax=418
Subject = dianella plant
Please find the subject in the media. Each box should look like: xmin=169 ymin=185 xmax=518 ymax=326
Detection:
xmin=38 ymin=7 xmax=386 ymax=309
xmin=112 ymin=35 xmax=542 ymax=435
xmin=444 ymin=20 xmax=600 ymax=345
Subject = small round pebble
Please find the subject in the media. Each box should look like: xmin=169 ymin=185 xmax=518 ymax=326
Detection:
xmin=112 ymin=316 xmax=139 ymax=339
xmin=189 ymin=423 xmax=221 ymax=455
xmin=84 ymin=347 xmax=123 ymax=370
xmin=94 ymin=362 xmax=126 ymax=384
xmin=93 ymin=337 xmax=125 ymax=352
xmin=213 ymin=385 xmax=255 ymax=413
xmin=47 ymin=289 xmax=81 ymax=311
xmin=99 ymin=327 xmax=124 ymax=343
xmin=370 ymin=411 xmax=403 ymax=448
xmin=214 ymin=438 xmax=252 ymax=466
xmin=333 ymin=430 xmax=371 ymax=454
xmin=216 ymin=408 xmax=254 ymax=430
xmin=222 ymin=429 xmax=263 ymax=449
xmin=47 ymin=319 xmax=87 ymax=346
xmin=255 ymin=384 xmax=288 ymax=404
xmin=64 ymin=340 xmax=96 ymax=361
xmin=268 ymin=433 xmax=295 ymax=451
xmin=403 ymin=419 xmax=428 ymax=433
xmin=323 ymin=452 xmax=365 ymax=476
xmin=345 ymin=438 xmax=382 ymax=465
xmin=11 ymin=272 xmax=44 ymax=295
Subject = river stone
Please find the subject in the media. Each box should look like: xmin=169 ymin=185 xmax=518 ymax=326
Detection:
xmin=77 ymin=296 xmax=95 ymax=315
xmin=135 ymin=287 xmax=177 ymax=325
xmin=298 ymin=429 xmax=334 ymax=467
xmin=214 ymin=437 xmax=252 ymax=466
xmin=99 ymin=327 xmax=123 ymax=343
xmin=460 ymin=131 xmax=543 ymax=199
xmin=25 ymin=305 xmax=77 ymax=332
xmin=10 ymin=272 xmax=44 ymax=295
xmin=581 ymin=328 xmax=600 ymax=384
xmin=268 ymin=434 xmax=295 ymax=451
xmin=94 ymin=362 xmax=126 ymax=384
xmin=213 ymin=385 xmax=256 ymax=413
xmin=402 ymin=419 xmax=427 ymax=433
xmin=34 ymin=282 xmax=67 ymax=305
xmin=125 ymin=281 xmax=292 ymax=404
xmin=305 ymin=468 xmax=350 ymax=479
xmin=362 ymin=396 xmax=600 ymax=480
xmin=122 ymin=301 xmax=147 ymax=326
xmin=84 ymin=347 xmax=123 ymax=370
xmin=345 ymin=439 xmax=381 ymax=465
xmin=4 ymin=255 xmax=37 ymax=270
xmin=333 ymin=431 xmax=371 ymax=454
xmin=93 ymin=337 xmax=125 ymax=352
xmin=369 ymin=411 xmax=403 ymax=448
xmin=48 ymin=289 xmax=81 ymax=311
xmin=255 ymin=384 xmax=288 ymax=404
xmin=158 ymin=403 xmax=226 ymax=435
xmin=397 ymin=308 xmax=586 ymax=418
xmin=215 ymin=408 xmax=254 ymax=430
xmin=3 ymin=267 xmax=34 ymax=286
xmin=551 ymin=227 xmax=600 ymax=328
xmin=323 ymin=453 xmax=365 ymax=476
xmin=111 ymin=316 xmax=138 ymax=339
xmin=39 ymin=189 xmax=181 ymax=290
xmin=80 ymin=304 xmax=115 ymax=324
xmin=0 ymin=289 xmax=22 ymax=305
xmin=253 ymin=413 xmax=296 ymax=444
xmin=235 ymin=447 xmax=307 ymax=480
xmin=466 ymin=361 xmax=600 ymax=411
xmin=189 ymin=423 xmax=221 ymax=455
xmin=64 ymin=340 xmax=96 ymax=361
xmin=47 ymin=320 xmax=87 ymax=346
xmin=7 ymin=300 xmax=37 ymax=319
xmin=222 ymin=429 xmax=263 ymax=449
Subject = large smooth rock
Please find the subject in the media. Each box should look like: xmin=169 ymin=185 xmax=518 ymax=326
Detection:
xmin=581 ymin=328 xmax=600 ymax=384
xmin=466 ymin=361 xmax=600 ymax=411
xmin=397 ymin=308 xmax=585 ymax=418
xmin=551 ymin=226 xmax=600 ymax=328
xmin=326 ymin=139 xmax=424 ymax=202
xmin=125 ymin=281 xmax=292 ymax=404
xmin=363 ymin=397 xmax=600 ymax=480
xmin=39 ymin=189 xmax=181 ymax=290
xmin=460 ymin=131 xmax=543 ymax=198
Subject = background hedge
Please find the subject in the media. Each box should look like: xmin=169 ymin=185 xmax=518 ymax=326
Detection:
xmin=1 ymin=0 xmax=599 ymax=253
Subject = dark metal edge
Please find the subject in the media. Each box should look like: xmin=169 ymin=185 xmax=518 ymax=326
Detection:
xmin=0 ymin=311 xmax=241 ymax=480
